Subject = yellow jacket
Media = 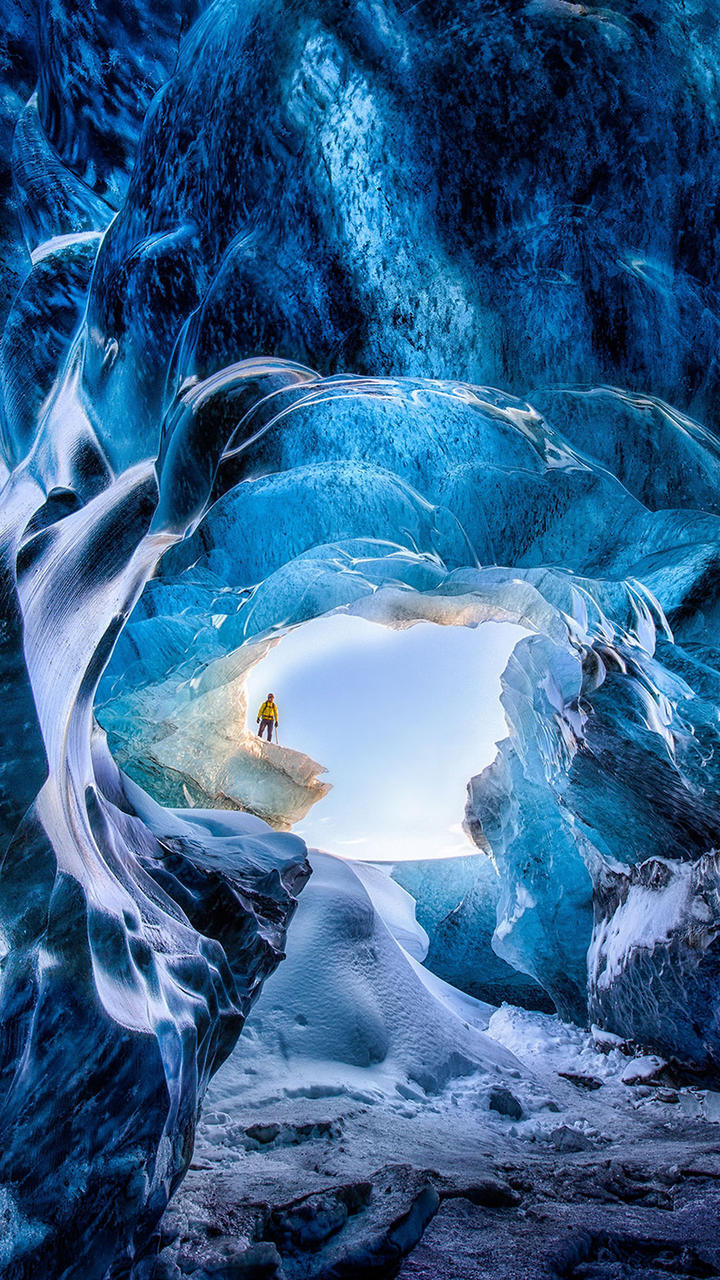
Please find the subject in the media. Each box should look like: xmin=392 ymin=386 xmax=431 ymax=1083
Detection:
xmin=258 ymin=699 xmax=278 ymax=723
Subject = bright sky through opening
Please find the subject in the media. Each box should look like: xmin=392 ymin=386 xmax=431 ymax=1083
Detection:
xmin=246 ymin=614 xmax=528 ymax=861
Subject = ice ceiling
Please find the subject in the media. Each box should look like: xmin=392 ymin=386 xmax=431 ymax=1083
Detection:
xmin=3 ymin=0 xmax=720 ymax=1275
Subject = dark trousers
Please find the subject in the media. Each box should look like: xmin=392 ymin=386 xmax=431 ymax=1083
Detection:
xmin=258 ymin=717 xmax=275 ymax=741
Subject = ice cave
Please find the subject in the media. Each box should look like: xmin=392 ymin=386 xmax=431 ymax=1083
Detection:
xmin=4 ymin=0 xmax=720 ymax=1276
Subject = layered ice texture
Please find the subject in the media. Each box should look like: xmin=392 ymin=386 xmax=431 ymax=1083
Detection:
xmin=4 ymin=0 xmax=720 ymax=1274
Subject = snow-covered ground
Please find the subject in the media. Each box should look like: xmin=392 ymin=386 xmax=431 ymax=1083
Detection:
xmin=151 ymin=850 xmax=720 ymax=1280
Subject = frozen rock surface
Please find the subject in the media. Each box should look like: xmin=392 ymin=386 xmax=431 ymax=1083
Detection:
xmin=161 ymin=1002 xmax=720 ymax=1279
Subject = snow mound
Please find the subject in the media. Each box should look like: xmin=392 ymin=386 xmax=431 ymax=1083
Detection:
xmin=209 ymin=850 xmax=523 ymax=1112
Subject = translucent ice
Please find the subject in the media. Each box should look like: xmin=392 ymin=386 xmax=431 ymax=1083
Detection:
xmin=5 ymin=0 xmax=720 ymax=1272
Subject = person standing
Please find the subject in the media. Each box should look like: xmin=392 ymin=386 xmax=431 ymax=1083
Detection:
xmin=257 ymin=692 xmax=279 ymax=742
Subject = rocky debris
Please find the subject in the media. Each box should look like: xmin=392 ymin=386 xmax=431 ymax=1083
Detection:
xmin=262 ymin=1180 xmax=373 ymax=1254
xmin=396 ymin=1150 xmax=720 ymax=1279
xmin=488 ymin=1087 xmax=524 ymax=1120
xmin=590 ymin=1026 xmax=635 ymax=1056
xmin=553 ymin=1233 xmax=719 ymax=1279
xmin=263 ymin=1165 xmax=440 ymax=1279
xmin=621 ymin=1056 xmax=671 ymax=1087
xmin=133 ymin=1241 xmax=285 ymax=1279
xmin=558 ymin=1073 xmax=604 ymax=1091
xmin=435 ymin=1175 xmax=521 ymax=1209
xmin=597 ymin=1160 xmax=678 ymax=1210
xmin=679 ymin=1151 xmax=720 ymax=1179
xmin=242 ymin=1120 xmax=343 ymax=1151
xmin=154 ymin=1166 xmax=440 ymax=1280
xmin=159 ymin=1012 xmax=720 ymax=1280
xmin=549 ymin=1126 xmax=595 ymax=1154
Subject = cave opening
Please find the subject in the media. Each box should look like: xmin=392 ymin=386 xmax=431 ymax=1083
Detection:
xmin=245 ymin=613 xmax=528 ymax=861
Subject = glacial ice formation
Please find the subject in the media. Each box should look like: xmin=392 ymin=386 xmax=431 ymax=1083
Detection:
xmin=0 ymin=457 xmax=311 ymax=1277
xmin=5 ymin=0 xmax=720 ymax=1272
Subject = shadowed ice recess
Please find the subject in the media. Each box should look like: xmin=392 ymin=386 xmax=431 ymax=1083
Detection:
xmin=5 ymin=0 xmax=720 ymax=1274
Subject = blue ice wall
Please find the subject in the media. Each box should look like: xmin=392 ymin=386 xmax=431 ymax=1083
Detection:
xmin=4 ymin=0 xmax=720 ymax=1273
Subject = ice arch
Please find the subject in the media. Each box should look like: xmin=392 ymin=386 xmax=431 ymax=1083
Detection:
xmin=97 ymin=492 xmax=700 ymax=1032
xmin=5 ymin=244 xmax=720 ymax=1280
xmin=245 ymin=613 xmax=528 ymax=862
